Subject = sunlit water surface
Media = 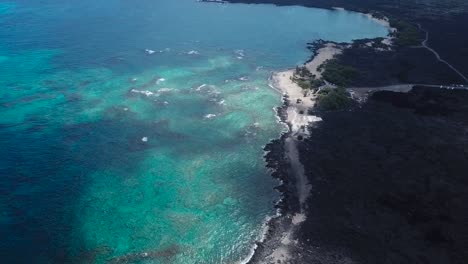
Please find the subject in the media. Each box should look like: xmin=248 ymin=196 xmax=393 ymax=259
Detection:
xmin=0 ymin=1 xmax=388 ymax=263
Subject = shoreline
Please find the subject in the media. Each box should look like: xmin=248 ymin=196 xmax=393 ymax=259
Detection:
xmin=251 ymin=17 xmax=467 ymax=264
xmin=207 ymin=1 xmax=468 ymax=263
xmin=245 ymin=41 xmax=342 ymax=264
xmin=219 ymin=4 xmax=396 ymax=263
xmin=270 ymin=40 xmax=342 ymax=207
xmin=245 ymin=8 xmax=397 ymax=264
xmin=332 ymin=6 xmax=396 ymax=33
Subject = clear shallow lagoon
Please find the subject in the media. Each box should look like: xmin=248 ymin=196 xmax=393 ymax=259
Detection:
xmin=0 ymin=1 xmax=388 ymax=263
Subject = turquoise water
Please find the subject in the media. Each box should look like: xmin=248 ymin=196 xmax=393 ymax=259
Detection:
xmin=0 ymin=1 xmax=388 ymax=263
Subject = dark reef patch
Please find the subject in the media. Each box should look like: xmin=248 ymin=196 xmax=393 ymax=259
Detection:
xmin=0 ymin=110 xmax=190 ymax=263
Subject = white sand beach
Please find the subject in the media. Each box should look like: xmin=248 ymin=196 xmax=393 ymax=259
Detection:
xmin=271 ymin=42 xmax=341 ymax=138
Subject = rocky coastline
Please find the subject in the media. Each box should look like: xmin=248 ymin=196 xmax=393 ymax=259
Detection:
xmin=199 ymin=1 xmax=468 ymax=263
xmin=238 ymin=3 xmax=468 ymax=264
xmin=253 ymin=85 xmax=468 ymax=264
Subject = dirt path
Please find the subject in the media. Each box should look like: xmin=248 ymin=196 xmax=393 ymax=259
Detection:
xmin=417 ymin=24 xmax=468 ymax=84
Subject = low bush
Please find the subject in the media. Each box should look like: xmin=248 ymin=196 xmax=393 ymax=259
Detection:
xmin=317 ymin=87 xmax=353 ymax=110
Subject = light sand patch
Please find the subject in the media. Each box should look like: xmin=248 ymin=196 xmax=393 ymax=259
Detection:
xmin=381 ymin=37 xmax=393 ymax=46
xmin=285 ymin=137 xmax=311 ymax=206
xmin=292 ymin=213 xmax=306 ymax=225
xmin=267 ymin=246 xmax=291 ymax=263
xmin=363 ymin=13 xmax=392 ymax=29
xmin=271 ymin=70 xmax=320 ymax=137
xmin=332 ymin=7 xmax=395 ymax=33
xmin=305 ymin=43 xmax=343 ymax=79
xmin=281 ymin=232 xmax=292 ymax=245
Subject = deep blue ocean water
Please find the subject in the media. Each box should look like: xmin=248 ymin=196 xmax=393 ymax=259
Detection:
xmin=0 ymin=1 xmax=388 ymax=263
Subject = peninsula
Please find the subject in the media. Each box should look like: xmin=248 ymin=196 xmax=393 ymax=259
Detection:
xmin=207 ymin=0 xmax=468 ymax=263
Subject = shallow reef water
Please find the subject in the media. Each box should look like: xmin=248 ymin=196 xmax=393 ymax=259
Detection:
xmin=0 ymin=0 xmax=388 ymax=262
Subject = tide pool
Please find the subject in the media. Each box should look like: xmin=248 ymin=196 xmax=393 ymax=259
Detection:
xmin=0 ymin=0 xmax=388 ymax=263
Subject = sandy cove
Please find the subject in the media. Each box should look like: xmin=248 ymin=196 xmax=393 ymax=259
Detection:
xmin=271 ymin=43 xmax=342 ymax=138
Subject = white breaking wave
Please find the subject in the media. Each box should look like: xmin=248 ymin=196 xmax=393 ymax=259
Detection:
xmin=204 ymin=114 xmax=217 ymax=119
xmin=131 ymin=89 xmax=157 ymax=97
xmin=196 ymin=84 xmax=207 ymax=91
xmin=156 ymin=78 xmax=166 ymax=85
xmin=234 ymin=49 xmax=245 ymax=57
xmin=186 ymin=50 xmax=200 ymax=55
xmin=131 ymin=88 xmax=177 ymax=97
xmin=157 ymin=88 xmax=175 ymax=93
xmin=145 ymin=49 xmax=156 ymax=55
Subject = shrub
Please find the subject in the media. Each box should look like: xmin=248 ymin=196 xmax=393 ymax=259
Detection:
xmin=296 ymin=79 xmax=311 ymax=90
xmin=390 ymin=19 xmax=421 ymax=47
xmin=320 ymin=59 xmax=359 ymax=87
xmin=316 ymin=87 xmax=353 ymax=110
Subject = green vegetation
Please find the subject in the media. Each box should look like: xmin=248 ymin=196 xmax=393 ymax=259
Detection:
xmin=310 ymin=78 xmax=325 ymax=89
xmin=292 ymin=66 xmax=324 ymax=91
xmin=295 ymin=66 xmax=313 ymax=78
xmin=319 ymin=59 xmax=359 ymax=87
xmin=316 ymin=87 xmax=353 ymax=110
xmin=295 ymin=79 xmax=312 ymax=90
xmin=390 ymin=19 xmax=421 ymax=47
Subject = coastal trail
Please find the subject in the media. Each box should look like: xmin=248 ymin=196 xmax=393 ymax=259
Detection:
xmin=417 ymin=24 xmax=468 ymax=84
